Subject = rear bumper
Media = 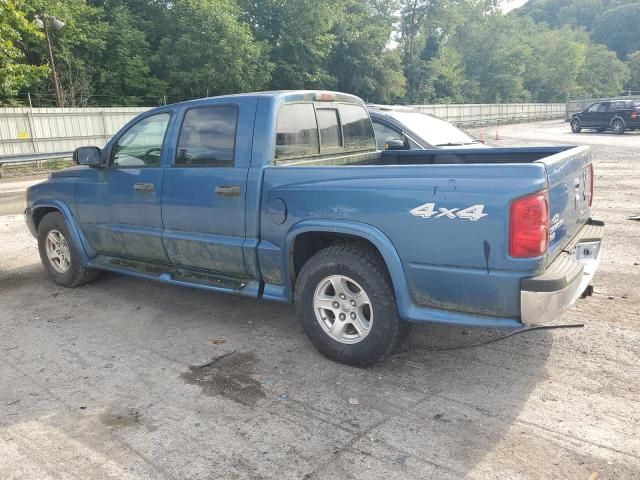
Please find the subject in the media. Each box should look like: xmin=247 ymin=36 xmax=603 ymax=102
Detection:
xmin=520 ymin=219 xmax=604 ymax=324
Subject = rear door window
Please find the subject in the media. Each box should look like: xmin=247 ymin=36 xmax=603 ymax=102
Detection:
xmin=175 ymin=105 xmax=238 ymax=167
xmin=339 ymin=104 xmax=376 ymax=151
xmin=316 ymin=108 xmax=342 ymax=149
xmin=275 ymin=103 xmax=319 ymax=160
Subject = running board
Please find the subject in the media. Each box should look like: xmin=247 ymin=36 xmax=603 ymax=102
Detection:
xmin=91 ymin=255 xmax=248 ymax=290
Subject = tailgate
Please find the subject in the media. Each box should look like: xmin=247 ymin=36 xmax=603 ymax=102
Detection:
xmin=540 ymin=146 xmax=593 ymax=262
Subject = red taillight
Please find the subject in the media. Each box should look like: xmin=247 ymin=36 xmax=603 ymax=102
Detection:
xmin=510 ymin=191 xmax=549 ymax=258
xmin=589 ymin=162 xmax=594 ymax=207
xmin=631 ymin=110 xmax=638 ymax=120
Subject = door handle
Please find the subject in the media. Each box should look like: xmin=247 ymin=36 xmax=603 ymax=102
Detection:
xmin=133 ymin=183 xmax=155 ymax=192
xmin=215 ymin=185 xmax=241 ymax=197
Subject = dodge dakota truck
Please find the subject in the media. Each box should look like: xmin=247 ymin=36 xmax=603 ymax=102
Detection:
xmin=25 ymin=91 xmax=604 ymax=366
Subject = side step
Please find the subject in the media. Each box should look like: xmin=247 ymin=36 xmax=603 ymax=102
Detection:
xmin=91 ymin=255 xmax=248 ymax=291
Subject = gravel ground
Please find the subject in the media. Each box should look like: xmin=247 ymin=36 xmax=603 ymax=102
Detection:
xmin=1 ymin=120 xmax=639 ymax=479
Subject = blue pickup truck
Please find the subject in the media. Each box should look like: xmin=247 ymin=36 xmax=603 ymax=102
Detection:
xmin=25 ymin=91 xmax=604 ymax=366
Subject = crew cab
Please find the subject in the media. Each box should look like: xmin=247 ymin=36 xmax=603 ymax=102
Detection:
xmin=25 ymin=91 xmax=604 ymax=366
xmin=570 ymin=99 xmax=640 ymax=134
xmin=368 ymin=105 xmax=487 ymax=150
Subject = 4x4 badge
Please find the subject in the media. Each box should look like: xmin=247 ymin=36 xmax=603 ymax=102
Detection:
xmin=410 ymin=203 xmax=488 ymax=221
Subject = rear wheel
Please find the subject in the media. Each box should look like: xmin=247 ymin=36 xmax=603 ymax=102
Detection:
xmin=612 ymin=119 xmax=625 ymax=135
xmin=37 ymin=211 xmax=100 ymax=287
xmin=295 ymin=244 xmax=409 ymax=366
xmin=570 ymin=118 xmax=581 ymax=133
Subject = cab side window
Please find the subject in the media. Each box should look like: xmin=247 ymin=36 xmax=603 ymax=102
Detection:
xmin=175 ymin=105 xmax=238 ymax=167
xmin=597 ymin=103 xmax=610 ymax=113
xmin=372 ymin=121 xmax=403 ymax=150
xmin=586 ymin=104 xmax=599 ymax=113
xmin=111 ymin=113 xmax=170 ymax=167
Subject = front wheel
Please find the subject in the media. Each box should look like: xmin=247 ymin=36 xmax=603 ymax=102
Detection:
xmin=295 ymin=244 xmax=409 ymax=366
xmin=570 ymin=119 xmax=581 ymax=133
xmin=611 ymin=119 xmax=625 ymax=135
xmin=37 ymin=211 xmax=100 ymax=287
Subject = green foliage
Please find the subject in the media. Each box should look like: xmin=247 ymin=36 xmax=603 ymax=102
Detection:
xmin=1 ymin=0 xmax=634 ymax=106
xmin=0 ymin=0 xmax=48 ymax=99
xmin=328 ymin=0 xmax=405 ymax=103
xmin=240 ymin=0 xmax=336 ymax=89
xmin=592 ymin=4 xmax=640 ymax=60
xmin=578 ymin=43 xmax=630 ymax=97
xmin=154 ymin=0 xmax=271 ymax=98
xmin=625 ymin=51 xmax=640 ymax=92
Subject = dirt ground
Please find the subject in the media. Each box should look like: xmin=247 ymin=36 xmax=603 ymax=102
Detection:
xmin=1 ymin=120 xmax=639 ymax=479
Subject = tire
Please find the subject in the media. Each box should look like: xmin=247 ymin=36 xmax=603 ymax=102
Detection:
xmin=570 ymin=118 xmax=581 ymax=133
xmin=611 ymin=119 xmax=625 ymax=135
xmin=294 ymin=244 xmax=409 ymax=366
xmin=37 ymin=211 xmax=100 ymax=287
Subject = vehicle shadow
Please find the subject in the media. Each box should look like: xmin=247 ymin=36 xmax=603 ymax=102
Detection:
xmin=0 ymin=268 xmax=553 ymax=479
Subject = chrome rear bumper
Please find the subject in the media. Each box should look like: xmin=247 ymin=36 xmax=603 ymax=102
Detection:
xmin=520 ymin=219 xmax=604 ymax=325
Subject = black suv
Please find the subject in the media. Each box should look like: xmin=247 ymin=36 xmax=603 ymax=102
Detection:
xmin=570 ymin=100 xmax=640 ymax=134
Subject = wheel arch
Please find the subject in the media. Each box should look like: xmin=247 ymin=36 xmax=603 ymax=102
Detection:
xmin=610 ymin=115 xmax=626 ymax=128
xmin=284 ymin=220 xmax=413 ymax=315
xmin=31 ymin=200 xmax=94 ymax=264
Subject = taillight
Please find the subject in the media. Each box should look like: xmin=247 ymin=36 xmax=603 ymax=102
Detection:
xmin=510 ymin=191 xmax=549 ymax=258
xmin=631 ymin=110 xmax=638 ymax=120
xmin=589 ymin=162 xmax=594 ymax=207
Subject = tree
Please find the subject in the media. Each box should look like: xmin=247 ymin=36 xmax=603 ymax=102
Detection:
xmin=240 ymin=0 xmax=336 ymax=90
xmin=578 ymin=43 xmax=629 ymax=97
xmin=625 ymin=51 xmax=640 ymax=93
xmin=592 ymin=4 xmax=640 ymax=60
xmin=329 ymin=0 xmax=405 ymax=103
xmin=154 ymin=0 xmax=271 ymax=99
xmin=0 ymin=0 xmax=48 ymax=101
xmin=95 ymin=5 xmax=165 ymax=104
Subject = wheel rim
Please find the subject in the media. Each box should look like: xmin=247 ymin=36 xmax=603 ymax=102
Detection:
xmin=571 ymin=120 xmax=579 ymax=132
xmin=45 ymin=229 xmax=71 ymax=273
xmin=613 ymin=121 xmax=622 ymax=133
xmin=313 ymin=275 xmax=373 ymax=344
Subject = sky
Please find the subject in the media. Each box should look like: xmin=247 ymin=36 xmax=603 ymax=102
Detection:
xmin=501 ymin=0 xmax=529 ymax=12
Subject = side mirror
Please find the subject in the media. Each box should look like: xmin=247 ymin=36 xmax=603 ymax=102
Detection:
xmin=384 ymin=138 xmax=408 ymax=151
xmin=73 ymin=146 xmax=103 ymax=166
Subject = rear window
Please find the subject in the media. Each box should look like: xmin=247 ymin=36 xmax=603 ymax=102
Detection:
xmin=275 ymin=103 xmax=319 ymax=160
xmin=316 ymin=108 xmax=342 ymax=149
xmin=274 ymin=101 xmax=375 ymax=162
xmin=339 ymin=104 xmax=376 ymax=151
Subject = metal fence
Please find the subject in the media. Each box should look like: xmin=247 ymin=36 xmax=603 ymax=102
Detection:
xmin=409 ymin=103 xmax=565 ymax=126
xmin=0 ymin=103 xmax=566 ymax=164
xmin=0 ymin=107 xmax=149 ymax=157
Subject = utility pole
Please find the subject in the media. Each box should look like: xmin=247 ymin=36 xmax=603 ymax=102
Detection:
xmin=37 ymin=15 xmax=65 ymax=107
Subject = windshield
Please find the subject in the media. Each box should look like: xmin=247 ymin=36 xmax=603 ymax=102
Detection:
xmin=386 ymin=111 xmax=477 ymax=146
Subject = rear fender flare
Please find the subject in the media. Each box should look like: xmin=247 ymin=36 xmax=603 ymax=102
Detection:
xmin=284 ymin=219 xmax=414 ymax=318
xmin=610 ymin=116 xmax=626 ymax=128
xmin=31 ymin=200 xmax=94 ymax=264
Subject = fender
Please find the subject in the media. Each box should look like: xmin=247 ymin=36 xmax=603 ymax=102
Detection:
xmin=610 ymin=115 xmax=626 ymax=127
xmin=283 ymin=219 xmax=415 ymax=319
xmin=31 ymin=199 xmax=96 ymax=264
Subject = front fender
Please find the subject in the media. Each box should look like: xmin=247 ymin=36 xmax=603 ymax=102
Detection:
xmin=31 ymin=199 xmax=95 ymax=264
xmin=282 ymin=219 xmax=415 ymax=319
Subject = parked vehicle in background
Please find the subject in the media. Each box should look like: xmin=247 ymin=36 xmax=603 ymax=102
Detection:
xmin=570 ymin=100 xmax=640 ymax=134
xmin=26 ymin=90 xmax=603 ymax=366
xmin=367 ymin=105 xmax=488 ymax=150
